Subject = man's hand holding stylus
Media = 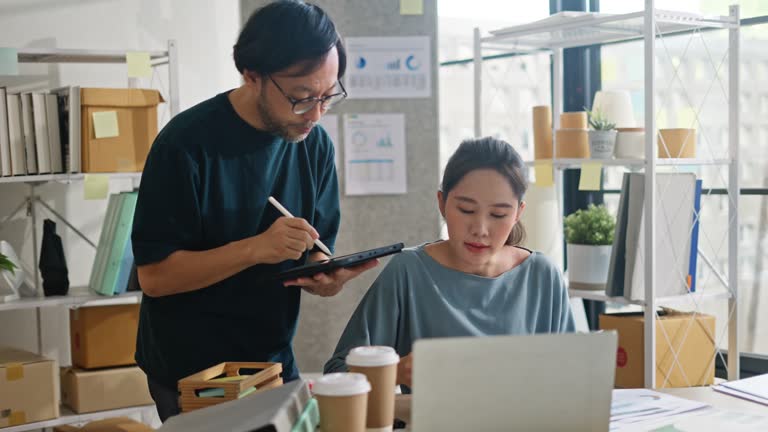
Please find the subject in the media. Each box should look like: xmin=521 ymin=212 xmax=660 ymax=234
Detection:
xmin=250 ymin=216 xmax=318 ymax=264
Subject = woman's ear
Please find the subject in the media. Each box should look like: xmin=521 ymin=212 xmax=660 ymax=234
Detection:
xmin=515 ymin=200 xmax=526 ymax=224
xmin=437 ymin=190 xmax=446 ymax=218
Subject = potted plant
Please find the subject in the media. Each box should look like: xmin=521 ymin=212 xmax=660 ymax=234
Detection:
xmin=0 ymin=252 xmax=17 ymax=275
xmin=586 ymin=107 xmax=617 ymax=159
xmin=0 ymin=250 xmax=21 ymax=302
xmin=564 ymin=204 xmax=616 ymax=290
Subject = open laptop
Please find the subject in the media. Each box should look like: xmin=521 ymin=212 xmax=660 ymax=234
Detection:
xmin=411 ymin=331 xmax=617 ymax=432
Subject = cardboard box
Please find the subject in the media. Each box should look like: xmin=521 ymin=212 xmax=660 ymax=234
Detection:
xmin=70 ymin=304 xmax=139 ymax=369
xmin=54 ymin=416 xmax=154 ymax=432
xmin=0 ymin=347 xmax=59 ymax=427
xmin=61 ymin=366 xmax=153 ymax=414
xmin=81 ymin=88 xmax=163 ymax=173
xmin=600 ymin=309 xmax=715 ymax=388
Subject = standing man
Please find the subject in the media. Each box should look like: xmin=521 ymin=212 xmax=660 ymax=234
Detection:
xmin=131 ymin=1 xmax=376 ymax=421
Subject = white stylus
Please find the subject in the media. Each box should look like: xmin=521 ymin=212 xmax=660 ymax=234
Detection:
xmin=268 ymin=196 xmax=333 ymax=257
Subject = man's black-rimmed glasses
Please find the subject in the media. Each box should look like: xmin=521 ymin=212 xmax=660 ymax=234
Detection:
xmin=268 ymin=75 xmax=347 ymax=115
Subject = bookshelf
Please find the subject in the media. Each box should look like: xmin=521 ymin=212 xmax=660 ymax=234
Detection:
xmin=0 ymin=42 xmax=179 ymax=430
xmin=0 ymin=172 xmax=141 ymax=185
xmin=1 ymin=405 xmax=155 ymax=432
xmin=474 ymin=4 xmax=740 ymax=388
xmin=0 ymin=287 xmax=141 ymax=313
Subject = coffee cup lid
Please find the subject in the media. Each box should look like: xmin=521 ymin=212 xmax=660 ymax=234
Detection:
xmin=346 ymin=346 xmax=400 ymax=367
xmin=312 ymin=373 xmax=371 ymax=396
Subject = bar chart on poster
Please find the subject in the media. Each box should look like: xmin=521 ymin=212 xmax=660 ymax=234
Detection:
xmin=343 ymin=113 xmax=407 ymax=195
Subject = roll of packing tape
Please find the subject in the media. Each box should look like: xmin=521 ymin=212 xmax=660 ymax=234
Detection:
xmin=5 ymin=362 xmax=23 ymax=381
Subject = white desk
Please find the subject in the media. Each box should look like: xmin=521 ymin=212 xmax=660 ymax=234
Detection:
xmin=657 ymin=387 xmax=766 ymax=415
xmin=394 ymin=387 xmax=767 ymax=431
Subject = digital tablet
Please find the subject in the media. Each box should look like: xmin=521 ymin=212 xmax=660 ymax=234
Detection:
xmin=275 ymin=243 xmax=404 ymax=281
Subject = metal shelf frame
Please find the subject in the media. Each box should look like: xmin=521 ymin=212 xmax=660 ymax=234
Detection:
xmin=473 ymin=4 xmax=740 ymax=387
xmin=0 ymin=43 xmax=178 ymax=431
xmin=0 ymin=405 xmax=155 ymax=432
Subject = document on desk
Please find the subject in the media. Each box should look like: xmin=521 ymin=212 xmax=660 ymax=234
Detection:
xmin=618 ymin=408 xmax=768 ymax=432
xmin=714 ymin=373 xmax=768 ymax=406
xmin=610 ymin=389 xmax=709 ymax=431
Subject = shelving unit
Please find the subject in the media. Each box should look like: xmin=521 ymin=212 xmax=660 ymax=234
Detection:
xmin=1 ymin=405 xmax=156 ymax=432
xmin=523 ymin=158 xmax=731 ymax=169
xmin=0 ymin=172 xmax=141 ymax=185
xmin=1 ymin=42 xmax=179 ymax=431
xmin=474 ymin=3 xmax=740 ymax=388
xmin=567 ymin=288 xmax=731 ymax=307
xmin=0 ymin=287 xmax=141 ymax=313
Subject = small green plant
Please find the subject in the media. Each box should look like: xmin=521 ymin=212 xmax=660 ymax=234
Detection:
xmin=0 ymin=252 xmax=17 ymax=275
xmin=585 ymin=107 xmax=616 ymax=131
xmin=564 ymin=204 xmax=616 ymax=245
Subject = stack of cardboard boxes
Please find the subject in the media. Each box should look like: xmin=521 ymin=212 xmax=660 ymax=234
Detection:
xmin=62 ymin=304 xmax=154 ymax=413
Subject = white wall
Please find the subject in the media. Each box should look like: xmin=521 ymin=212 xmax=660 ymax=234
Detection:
xmin=0 ymin=0 xmax=241 ymax=366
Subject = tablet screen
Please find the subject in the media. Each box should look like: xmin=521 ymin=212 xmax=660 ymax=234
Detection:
xmin=274 ymin=243 xmax=404 ymax=281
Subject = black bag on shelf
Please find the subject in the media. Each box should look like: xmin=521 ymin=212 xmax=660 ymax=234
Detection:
xmin=126 ymin=263 xmax=140 ymax=292
xmin=39 ymin=219 xmax=69 ymax=296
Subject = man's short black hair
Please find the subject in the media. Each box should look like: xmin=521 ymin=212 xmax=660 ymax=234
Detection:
xmin=234 ymin=0 xmax=346 ymax=79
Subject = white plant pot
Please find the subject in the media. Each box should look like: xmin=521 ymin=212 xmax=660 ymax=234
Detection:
xmin=567 ymin=244 xmax=612 ymax=290
xmin=614 ymin=130 xmax=645 ymax=159
xmin=588 ymin=130 xmax=617 ymax=159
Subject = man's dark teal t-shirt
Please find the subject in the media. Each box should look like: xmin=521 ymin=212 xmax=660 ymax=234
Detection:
xmin=131 ymin=91 xmax=340 ymax=389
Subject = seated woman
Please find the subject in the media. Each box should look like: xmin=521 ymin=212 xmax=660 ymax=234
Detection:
xmin=324 ymin=137 xmax=575 ymax=387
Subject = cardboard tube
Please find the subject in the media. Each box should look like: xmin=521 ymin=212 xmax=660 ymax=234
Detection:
xmin=560 ymin=111 xmax=588 ymax=129
xmin=532 ymin=105 xmax=553 ymax=159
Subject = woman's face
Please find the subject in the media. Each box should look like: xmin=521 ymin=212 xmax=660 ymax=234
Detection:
xmin=439 ymin=169 xmax=525 ymax=272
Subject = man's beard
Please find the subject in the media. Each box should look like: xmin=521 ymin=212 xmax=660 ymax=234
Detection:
xmin=257 ymin=94 xmax=312 ymax=143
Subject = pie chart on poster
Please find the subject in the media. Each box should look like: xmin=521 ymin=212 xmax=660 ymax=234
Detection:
xmin=405 ymin=55 xmax=420 ymax=71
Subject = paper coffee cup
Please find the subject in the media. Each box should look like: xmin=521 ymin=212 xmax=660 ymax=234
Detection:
xmin=313 ymin=373 xmax=371 ymax=432
xmin=347 ymin=346 xmax=400 ymax=432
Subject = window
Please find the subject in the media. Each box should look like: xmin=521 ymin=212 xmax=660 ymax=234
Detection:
xmin=438 ymin=1 xmax=550 ymax=173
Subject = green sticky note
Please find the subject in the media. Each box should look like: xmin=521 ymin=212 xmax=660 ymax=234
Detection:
xmin=93 ymin=111 xmax=119 ymax=139
xmin=0 ymin=48 xmax=19 ymax=75
xmin=126 ymin=51 xmax=151 ymax=78
xmin=579 ymin=162 xmax=602 ymax=191
xmin=84 ymin=174 xmax=109 ymax=200
xmin=534 ymin=161 xmax=553 ymax=187
xmin=198 ymin=387 xmax=225 ymax=398
xmin=400 ymin=0 xmax=423 ymax=15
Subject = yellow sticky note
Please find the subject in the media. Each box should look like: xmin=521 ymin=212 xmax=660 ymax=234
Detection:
xmin=93 ymin=111 xmax=119 ymax=139
xmin=602 ymin=57 xmax=617 ymax=83
xmin=126 ymin=51 xmax=152 ymax=78
xmin=84 ymin=174 xmax=109 ymax=200
xmin=579 ymin=162 xmax=603 ymax=191
xmin=534 ymin=161 xmax=554 ymax=187
xmin=400 ymin=0 xmax=423 ymax=15
xmin=0 ymin=47 xmax=19 ymax=75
